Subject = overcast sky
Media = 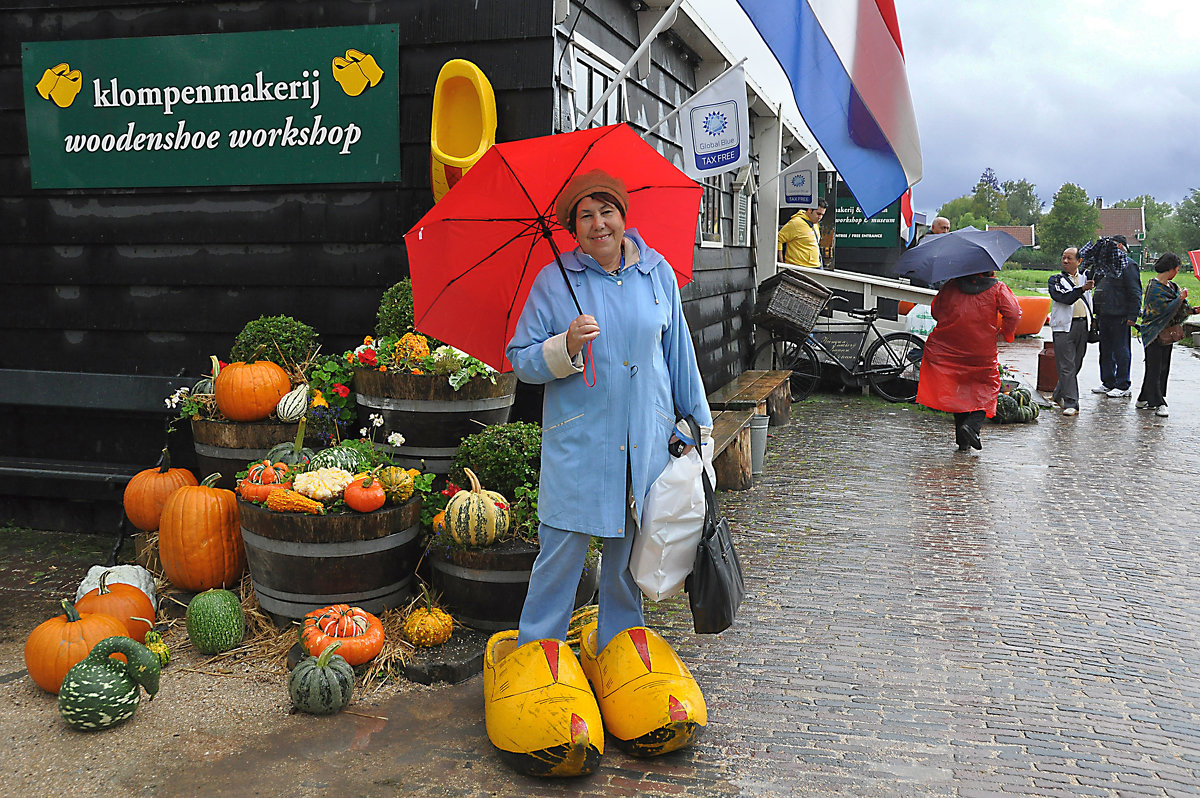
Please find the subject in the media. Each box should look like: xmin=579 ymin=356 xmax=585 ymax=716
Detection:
xmin=692 ymin=1 xmax=1200 ymax=217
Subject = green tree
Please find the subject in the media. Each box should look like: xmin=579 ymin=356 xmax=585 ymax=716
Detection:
xmin=1113 ymin=194 xmax=1173 ymax=237
xmin=957 ymin=211 xmax=997 ymax=231
xmin=1173 ymin=188 xmax=1200 ymax=252
xmin=970 ymin=180 xmax=1011 ymax=225
xmin=1146 ymin=213 xmax=1184 ymax=256
xmin=978 ymin=167 xmax=1001 ymax=192
xmin=1039 ymin=182 xmax=1100 ymax=256
xmin=1001 ymin=179 xmax=1044 ymax=226
xmin=936 ymin=195 xmax=973 ymax=228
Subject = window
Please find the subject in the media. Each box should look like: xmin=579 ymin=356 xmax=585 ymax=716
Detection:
xmin=700 ymin=176 xmax=723 ymax=245
xmin=570 ymin=36 xmax=627 ymax=129
xmin=732 ymin=165 xmax=754 ymax=247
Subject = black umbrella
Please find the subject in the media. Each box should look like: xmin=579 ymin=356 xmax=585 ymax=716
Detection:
xmin=893 ymin=226 xmax=1022 ymax=284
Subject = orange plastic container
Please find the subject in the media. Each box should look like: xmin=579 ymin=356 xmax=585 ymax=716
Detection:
xmin=1000 ymin=295 xmax=1052 ymax=336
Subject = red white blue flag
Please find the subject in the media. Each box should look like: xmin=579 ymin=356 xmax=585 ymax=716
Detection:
xmin=737 ymin=0 xmax=922 ymax=219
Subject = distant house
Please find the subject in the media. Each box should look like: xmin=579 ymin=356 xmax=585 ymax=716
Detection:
xmin=987 ymin=224 xmax=1036 ymax=247
xmin=1095 ymin=204 xmax=1147 ymax=265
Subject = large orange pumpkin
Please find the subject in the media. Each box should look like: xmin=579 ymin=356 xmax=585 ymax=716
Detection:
xmin=24 ymin=599 xmax=129 ymax=693
xmin=123 ymin=447 xmax=199 ymax=531
xmin=158 ymin=473 xmax=245 ymax=592
xmin=75 ymin=571 xmax=156 ymax=642
xmin=214 ymin=360 xmax=291 ymax=422
xmin=300 ymin=604 xmax=385 ymax=666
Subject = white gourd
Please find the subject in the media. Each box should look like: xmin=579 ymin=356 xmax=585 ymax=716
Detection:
xmin=293 ymin=468 xmax=354 ymax=501
xmin=276 ymin=384 xmax=309 ymax=423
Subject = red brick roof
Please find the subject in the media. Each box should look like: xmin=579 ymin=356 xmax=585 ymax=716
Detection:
xmin=1097 ymin=207 xmax=1146 ymax=242
xmin=986 ymin=225 xmax=1035 ymax=247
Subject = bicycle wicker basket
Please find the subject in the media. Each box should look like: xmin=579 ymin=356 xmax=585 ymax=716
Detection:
xmin=752 ymin=270 xmax=834 ymax=334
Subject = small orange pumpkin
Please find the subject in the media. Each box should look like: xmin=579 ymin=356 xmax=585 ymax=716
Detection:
xmin=344 ymin=474 xmax=386 ymax=513
xmin=158 ymin=473 xmax=245 ymax=592
xmin=300 ymin=605 xmax=385 ymax=666
xmin=75 ymin=571 xmax=155 ymax=642
xmin=24 ymin=599 xmax=129 ymax=694
xmin=123 ymin=447 xmax=198 ymax=532
xmin=237 ymin=459 xmax=293 ymax=503
xmin=214 ymin=360 xmax=291 ymax=422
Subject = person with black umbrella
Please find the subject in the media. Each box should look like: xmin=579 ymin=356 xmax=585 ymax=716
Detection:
xmin=916 ymin=270 xmax=1022 ymax=451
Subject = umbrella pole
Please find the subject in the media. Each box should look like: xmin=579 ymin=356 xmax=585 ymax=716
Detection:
xmin=542 ymin=224 xmax=583 ymax=316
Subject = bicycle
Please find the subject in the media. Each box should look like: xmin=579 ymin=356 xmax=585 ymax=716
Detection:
xmin=752 ymin=296 xmax=925 ymax=403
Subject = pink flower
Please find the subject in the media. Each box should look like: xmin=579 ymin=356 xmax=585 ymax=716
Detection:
xmin=332 ymin=383 xmax=350 ymax=398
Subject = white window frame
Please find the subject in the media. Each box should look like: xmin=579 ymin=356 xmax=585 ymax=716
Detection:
xmin=699 ymin=175 xmax=724 ymax=247
xmin=569 ymin=34 xmax=628 ymax=129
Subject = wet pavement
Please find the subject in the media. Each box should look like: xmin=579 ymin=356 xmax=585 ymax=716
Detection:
xmin=5 ymin=334 xmax=1200 ymax=796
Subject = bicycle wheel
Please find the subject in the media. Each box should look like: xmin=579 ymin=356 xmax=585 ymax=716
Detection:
xmin=752 ymin=334 xmax=821 ymax=401
xmin=864 ymin=332 xmax=924 ymax=402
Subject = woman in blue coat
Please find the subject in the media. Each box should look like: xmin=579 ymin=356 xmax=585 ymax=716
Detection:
xmin=483 ymin=169 xmax=712 ymax=776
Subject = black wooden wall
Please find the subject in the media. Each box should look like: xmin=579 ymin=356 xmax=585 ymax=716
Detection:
xmin=0 ymin=0 xmax=757 ymax=530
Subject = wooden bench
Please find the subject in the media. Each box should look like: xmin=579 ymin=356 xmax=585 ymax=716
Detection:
xmin=0 ymin=368 xmax=193 ymax=562
xmin=710 ymin=408 xmax=755 ymax=491
xmin=707 ymin=369 xmax=793 ymax=426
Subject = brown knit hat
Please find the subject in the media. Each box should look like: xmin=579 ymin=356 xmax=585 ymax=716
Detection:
xmin=555 ymin=169 xmax=629 ymax=231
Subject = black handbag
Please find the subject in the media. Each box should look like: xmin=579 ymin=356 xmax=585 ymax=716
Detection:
xmin=684 ymin=419 xmax=745 ymax=634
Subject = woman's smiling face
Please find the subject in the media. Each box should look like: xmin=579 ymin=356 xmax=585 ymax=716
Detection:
xmin=574 ymin=195 xmax=626 ymax=267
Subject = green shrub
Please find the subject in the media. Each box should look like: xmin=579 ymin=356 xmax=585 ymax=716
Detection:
xmin=375 ymin=279 xmax=445 ymax=348
xmin=229 ymin=315 xmax=317 ymax=368
xmin=450 ymin=422 xmax=541 ymax=502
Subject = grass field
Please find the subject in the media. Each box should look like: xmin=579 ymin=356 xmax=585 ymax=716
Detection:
xmin=999 ymin=268 xmax=1200 ymax=298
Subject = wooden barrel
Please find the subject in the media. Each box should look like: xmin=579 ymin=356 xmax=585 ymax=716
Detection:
xmin=191 ymin=419 xmax=299 ymax=489
xmin=429 ymin=539 xmax=599 ymax=631
xmin=238 ymin=496 xmax=421 ymax=623
xmin=353 ymin=370 xmax=517 ymax=474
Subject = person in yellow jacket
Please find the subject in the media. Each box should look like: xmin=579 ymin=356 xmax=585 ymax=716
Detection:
xmin=777 ymin=198 xmax=826 ymax=268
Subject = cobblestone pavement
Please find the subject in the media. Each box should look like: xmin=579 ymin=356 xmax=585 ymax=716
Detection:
xmin=10 ymin=336 xmax=1200 ymax=797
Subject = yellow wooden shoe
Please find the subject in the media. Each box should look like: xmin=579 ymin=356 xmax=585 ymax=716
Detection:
xmin=579 ymin=623 xmax=707 ymax=757
xmin=483 ymin=630 xmax=603 ymax=777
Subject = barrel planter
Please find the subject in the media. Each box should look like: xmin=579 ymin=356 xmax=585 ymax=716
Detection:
xmin=191 ymin=419 xmax=299 ymax=489
xmin=353 ymin=370 xmax=517 ymax=474
xmin=238 ymin=495 xmax=421 ymax=623
xmin=428 ymin=538 xmax=599 ymax=631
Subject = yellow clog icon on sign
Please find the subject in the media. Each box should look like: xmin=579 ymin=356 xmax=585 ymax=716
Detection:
xmin=332 ymin=48 xmax=383 ymax=97
xmin=35 ymin=62 xmax=83 ymax=108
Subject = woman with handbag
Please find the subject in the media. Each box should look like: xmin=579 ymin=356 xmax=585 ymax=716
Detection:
xmin=485 ymin=169 xmax=712 ymax=777
xmin=1136 ymin=252 xmax=1197 ymax=417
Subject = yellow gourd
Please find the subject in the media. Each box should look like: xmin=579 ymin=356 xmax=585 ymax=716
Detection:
xmin=265 ymin=489 xmax=326 ymax=515
xmin=403 ymin=588 xmax=453 ymax=647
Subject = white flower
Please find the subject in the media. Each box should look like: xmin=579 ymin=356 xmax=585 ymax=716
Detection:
xmin=370 ymin=413 xmax=384 ymax=427
xmin=359 ymin=428 xmax=368 ymax=437
xmin=387 ymin=432 xmax=405 ymax=447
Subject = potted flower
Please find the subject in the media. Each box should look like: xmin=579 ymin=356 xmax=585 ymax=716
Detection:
xmin=180 ymin=315 xmax=318 ymax=489
xmin=425 ymin=422 xmax=597 ymax=631
xmin=349 ymin=279 xmax=518 ymax=475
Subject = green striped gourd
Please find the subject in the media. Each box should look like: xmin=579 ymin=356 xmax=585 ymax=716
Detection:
xmin=309 ymin=445 xmax=369 ymax=473
xmin=289 ymin=642 xmax=354 ymax=715
xmin=275 ymin=383 xmax=309 ymax=423
xmin=445 ymin=468 xmax=509 ymax=547
xmin=185 ymin=588 xmax=245 ymax=655
xmin=57 ymin=636 xmax=161 ymax=731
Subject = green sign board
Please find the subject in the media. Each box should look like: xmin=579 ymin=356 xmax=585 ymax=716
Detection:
xmin=833 ymin=197 xmax=900 ymax=248
xmin=22 ymin=25 xmax=400 ymax=188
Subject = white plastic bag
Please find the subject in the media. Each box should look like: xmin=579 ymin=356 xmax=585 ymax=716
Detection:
xmin=905 ymin=303 xmax=937 ymax=336
xmin=630 ymin=439 xmax=713 ymax=602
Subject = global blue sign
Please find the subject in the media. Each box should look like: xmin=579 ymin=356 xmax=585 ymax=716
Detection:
xmin=677 ymin=64 xmax=750 ymax=180
xmin=689 ymin=100 xmax=741 ymax=171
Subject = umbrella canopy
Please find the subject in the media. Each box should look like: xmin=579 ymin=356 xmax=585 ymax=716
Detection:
xmin=403 ymin=124 xmax=702 ymax=372
xmin=892 ymin=226 xmax=1023 ymax=285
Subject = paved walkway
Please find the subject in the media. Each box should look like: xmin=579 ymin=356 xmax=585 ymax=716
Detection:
xmin=9 ymin=335 xmax=1200 ymax=796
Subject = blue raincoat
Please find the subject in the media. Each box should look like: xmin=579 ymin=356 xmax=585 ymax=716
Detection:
xmin=506 ymin=229 xmax=712 ymax=538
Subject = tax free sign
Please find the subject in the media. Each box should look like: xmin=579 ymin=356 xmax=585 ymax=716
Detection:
xmin=22 ymin=25 xmax=400 ymax=189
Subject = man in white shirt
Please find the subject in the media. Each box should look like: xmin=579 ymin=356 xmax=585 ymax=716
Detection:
xmin=1047 ymin=247 xmax=1094 ymax=415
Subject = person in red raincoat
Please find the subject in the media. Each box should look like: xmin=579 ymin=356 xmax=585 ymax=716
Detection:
xmin=916 ymin=272 xmax=1022 ymax=451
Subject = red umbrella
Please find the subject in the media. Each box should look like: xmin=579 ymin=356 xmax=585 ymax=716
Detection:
xmin=403 ymin=124 xmax=702 ymax=372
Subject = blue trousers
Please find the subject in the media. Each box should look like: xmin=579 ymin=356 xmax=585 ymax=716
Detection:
xmin=1097 ymin=315 xmax=1132 ymax=391
xmin=516 ymin=514 xmax=644 ymax=654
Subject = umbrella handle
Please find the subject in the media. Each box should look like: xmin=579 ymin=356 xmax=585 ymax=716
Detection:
xmin=584 ymin=340 xmax=595 ymax=387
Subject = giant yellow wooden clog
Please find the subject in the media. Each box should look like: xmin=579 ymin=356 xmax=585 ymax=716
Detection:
xmin=430 ymin=59 xmax=496 ymax=202
xmin=579 ymin=623 xmax=706 ymax=757
xmin=483 ymin=630 xmax=603 ymax=777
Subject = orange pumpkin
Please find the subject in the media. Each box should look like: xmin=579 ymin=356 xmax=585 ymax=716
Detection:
xmin=214 ymin=360 xmax=291 ymax=422
xmin=158 ymin=473 xmax=245 ymax=592
xmin=300 ymin=604 xmax=385 ymax=666
xmin=123 ymin=447 xmax=199 ymax=531
xmin=75 ymin=571 xmax=155 ymax=642
xmin=237 ymin=459 xmax=293 ymax=503
xmin=24 ymin=599 xmax=129 ymax=693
